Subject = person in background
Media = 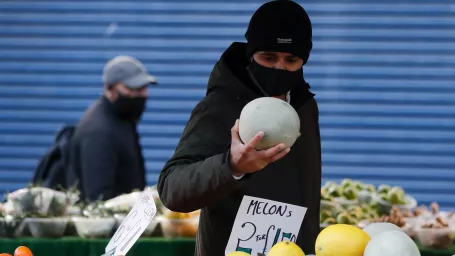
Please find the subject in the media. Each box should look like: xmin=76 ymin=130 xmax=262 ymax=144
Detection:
xmin=158 ymin=0 xmax=321 ymax=255
xmin=67 ymin=56 xmax=157 ymax=202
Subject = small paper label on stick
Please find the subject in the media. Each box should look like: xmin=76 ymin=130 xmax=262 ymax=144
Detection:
xmin=104 ymin=189 xmax=157 ymax=256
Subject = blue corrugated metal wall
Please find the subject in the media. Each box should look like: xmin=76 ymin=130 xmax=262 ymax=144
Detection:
xmin=0 ymin=1 xmax=454 ymax=209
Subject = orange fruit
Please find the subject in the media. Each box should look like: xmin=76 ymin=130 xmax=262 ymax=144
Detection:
xmin=14 ymin=246 xmax=33 ymax=256
xmin=0 ymin=253 xmax=13 ymax=256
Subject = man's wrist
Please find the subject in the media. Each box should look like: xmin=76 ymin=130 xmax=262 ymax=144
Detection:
xmin=227 ymin=149 xmax=244 ymax=177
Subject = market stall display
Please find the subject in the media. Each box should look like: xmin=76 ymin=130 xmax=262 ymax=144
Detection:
xmin=158 ymin=210 xmax=200 ymax=238
xmin=320 ymin=179 xmax=417 ymax=215
xmin=0 ymin=245 xmax=33 ymax=256
xmin=315 ymin=224 xmax=371 ymax=256
xmin=320 ymin=204 xmax=379 ymax=226
xmin=360 ymin=202 xmax=455 ymax=250
xmin=0 ymin=179 xmax=454 ymax=256
xmin=0 ymin=184 xmax=199 ymax=240
xmin=364 ymin=229 xmax=420 ymax=256
xmin=226 ymin=241 xmax=305 ymax=256
xmin=265 ymin=241 xmax=305 ymax=256
xmin=362 ymin=222 xmax=404 ymax=238
xmin=0 ymin=215 xmax=22 ymax=238
xmin=0 ymin=185 xmax=78 ymax=239
xmin=0 ymin=237 xmax=453 ymax=256
xmin=226 ymin=252 xmax=251 ymax=256
xmin=25 ymin=217 xmax=68 ymax=238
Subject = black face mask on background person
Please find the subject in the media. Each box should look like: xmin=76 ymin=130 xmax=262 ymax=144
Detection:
xmin=112 ymin=92 xmax=147 ymax=120
xmin=247 ymin=59 xmax=307 ymax=97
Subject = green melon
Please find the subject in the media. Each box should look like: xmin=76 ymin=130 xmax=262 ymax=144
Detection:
xmin=364 ymin=230 xmax=421 ymax=256
xmin=239 ymin=97 xmax=300 ymax=150
xmin=363 ymin=222 xmax=404 ymax=238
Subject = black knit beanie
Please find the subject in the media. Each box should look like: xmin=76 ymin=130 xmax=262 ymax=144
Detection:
xmin=245 ymin=0 xmax=313 ymax=65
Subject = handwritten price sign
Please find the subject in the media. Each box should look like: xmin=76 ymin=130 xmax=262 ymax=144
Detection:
xmin=103 ymin=189 xmax=157 ymax=256
xmin=225 ymin=196 xmax=307 ymax=256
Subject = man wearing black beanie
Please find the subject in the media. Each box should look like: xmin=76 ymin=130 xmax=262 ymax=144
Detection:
xmin=158 ymin=1 xmax=321 ymax=255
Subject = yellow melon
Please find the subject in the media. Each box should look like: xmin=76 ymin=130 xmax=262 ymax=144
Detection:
xmin=226 ymin=252 xmax=251 ymax=256
xmin=267 ymin=241 xmax=305 ymax=256
xmin=315 ymin=224 xmax=370 ymax=256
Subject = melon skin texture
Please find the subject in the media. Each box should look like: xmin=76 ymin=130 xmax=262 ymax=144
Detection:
xmin=226 ymin=252 xmax=252 ymax=256
xmin=364 ymin=230 xmax=421 ymax=256
xmin=315 ymin=224 xmax=370 ymax=256
xmin=363 ymin=222 xmax=404 ymax=238
xmin=267 ymin=241 xmax=305 ymax=256
xmin=239 ymin=97 xmax=301 ymax=150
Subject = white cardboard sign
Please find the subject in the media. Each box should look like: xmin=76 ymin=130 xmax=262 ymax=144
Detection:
xmin=225 ymin=196 xmax=307 ymax=256
xmin=104 ymin=189 xmax=157 ymax=256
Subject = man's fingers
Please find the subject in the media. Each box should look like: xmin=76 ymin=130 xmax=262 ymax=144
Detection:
xmin=268 ymin=147 xmax=291 ymax=162
xmin=257 ymin=143 xmax=286 ymax=158
xmin=244 ymin=131 xmax=264 ymax=153
xmin=231 ymin=119 xmax=241 ymax=143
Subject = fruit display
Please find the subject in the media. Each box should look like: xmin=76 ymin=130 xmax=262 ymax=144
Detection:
xmin=401 ymin=202 xmax=455 ymax=221
xmin=321 ymin=179 xmax=421 ymax=223
xmin=0 ymin=185 xmax=79 ymax=239
xmin=415 ymin=218 xmax=455 ymax=250
xmin=2 ymin=179 xmax=454 ymax=255
xmin=362 ymin=222 xmax=404 ymax=238
xmin=0 ymin=214 xmax=23 ymax=238
xmin=321 ymin=180 xmax=416 ymax=209
xmin=0 ymin=245 xmax=33 ymax=256
xmin=315 ymin=224 xmax=371 ymax=256
xmin=267 ymin=241 xmax=305 ymax=256
xmin=0 ymin=185 xmax=201 ymax=240
xmin=3 ymin=185 xmax=75 ymax=217
xmin=378 ymin=185 xmax=405 ymax=203
xmin=71 ymin=216 xmax=117 ymax=239
xmin=158 ymin=209 xmax=200 ymax=238
xmin=321 ymin=179 xmax=369 ymax=204
xmin=410 ymin=202 xmax=455 ymax=250
xmin=319 ymin=179 xmax=455 ymax=252
xmin=358 ymin=200 xmax=455 ymax=251
xmin=359 ymin=205 xmax=420 ymax=241
xmin=320 ymin=204 xmax=379 ymax=226
xmin=14 ymin=246 xmax=33 ymax=256
xmin=226 ymin=252 xmax=252 ymax=256
xmin=238 ymin=97 xmax=301 ymax=150
xmin=226 ymin=241 xmax=307 ymax=256
xmin=373 ymin=184 xmax=417 ymax=215
xmin=25 ymin=217 xmax=69 ymax=238
xmin=364 ymin=230 xmax=420 ymax=256
xmin=365 ymin=206 xmax=407 ymax=228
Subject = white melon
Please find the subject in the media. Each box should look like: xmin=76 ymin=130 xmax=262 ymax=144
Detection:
xmin=364 ymin=230 xmax=421 ymax=256
xmin=239 ymin=97 xmax=300 ymax=150
xmin=363 ymin=222 xmax=404 ymax=238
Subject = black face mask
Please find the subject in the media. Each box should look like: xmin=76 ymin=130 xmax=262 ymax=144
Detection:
xmin=247 ymin=59 xmax=305 ymax=97
xmin=112 ymin=93 xmax=147 ymax=120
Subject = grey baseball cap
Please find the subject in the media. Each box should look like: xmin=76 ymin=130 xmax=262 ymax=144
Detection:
xmin=103 ymin=55 xmax=157 ymax=89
